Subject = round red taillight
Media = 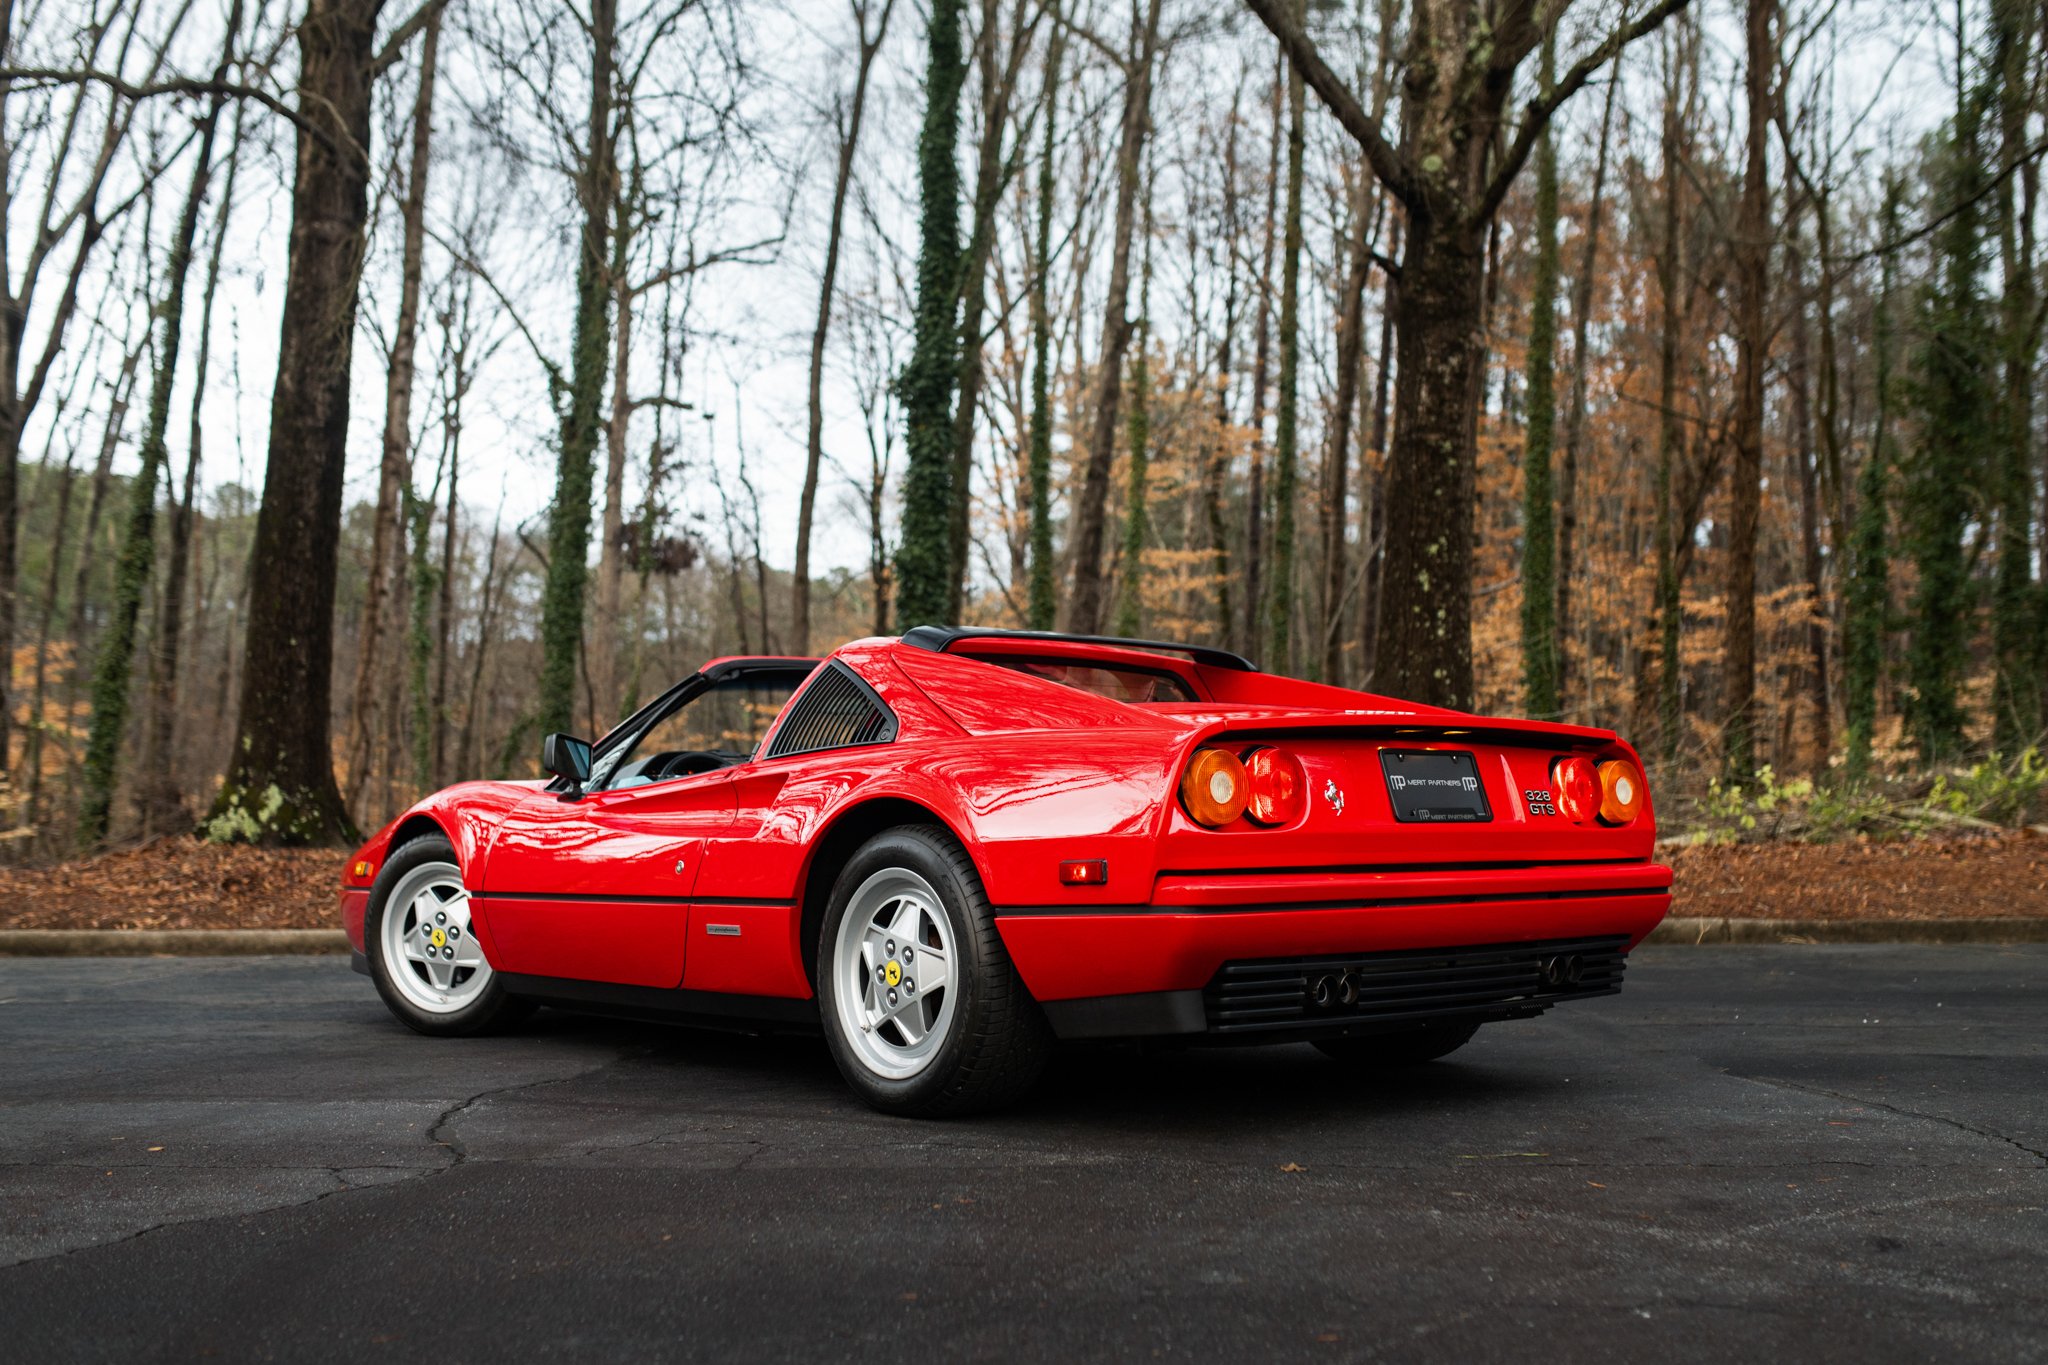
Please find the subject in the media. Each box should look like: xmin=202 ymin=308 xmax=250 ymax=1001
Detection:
xmin=1243 ymin=747 xmax=1306 ymax=825
xmin=1553 ymin=755 xmax=1601 ymax=823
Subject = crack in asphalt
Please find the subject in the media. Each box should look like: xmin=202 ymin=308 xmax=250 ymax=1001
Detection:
xmin=1738 ymin=1074 xmax=2048 ymax=1169
xmin=0 ymin=1046 xmax=649 ymax=1271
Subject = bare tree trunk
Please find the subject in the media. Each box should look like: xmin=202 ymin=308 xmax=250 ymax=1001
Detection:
xmin=946 ymin=0 xmax=1036 ymax=621
xmin=1654 ymin=30 xmax=1687 ymax=762
xmin=1063 ymin=0 xmax=1163 ymax=635
xmin=1786 ymin=234 xmax=1828 ymax=772
xmin=211 ymin=0 xmax=399 ymax=844
xmin=1555 ymin=61 xmax=1618 ymax=712
xmin=1203 ymin=74 xmax=1242 ymax=647
xmin=344 ymin=9 xmax=438 ymax=812
xmin=80 ymin=10 xmax=240 ymax=845
xmin=1723 ymin=0 xmax=1772 ymax=782
xmin=796 ymin=0 xmax=894 ymax=654
xmin=1359 ymin=215 xmax=1397 ymax=687
xmin=1244 ymin=56 xmax=1282 ymax=658
xmin=1319 ymin=181 xmax=1372 ymax=683
xmin=431 ymin=395 xmax=459 ymax=788
xmin=142 ymin=103 xmax=245 ymax=833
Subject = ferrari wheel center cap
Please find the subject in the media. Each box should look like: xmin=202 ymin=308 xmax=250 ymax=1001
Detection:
xmin=884 ymin=960 xmax=902 ymax=988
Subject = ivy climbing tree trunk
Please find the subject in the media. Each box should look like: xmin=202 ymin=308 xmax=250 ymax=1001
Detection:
xmin=538 ymin=0 xmax=617 ymax=737
xmin=1843 ymin=181 xmax=1899 ymax=781
xmin=1023 ymin=9 xmax=1062 ymax=632
xmin=1519 ymin=31 xmax=1559 ymax=719
xmin=210 ymin=0 xmax=397 ymax=844
xmin=1903 ymin=95 xmax=1995 ymax=759
xmin=893 ymin=0 xmax=967 ymax=629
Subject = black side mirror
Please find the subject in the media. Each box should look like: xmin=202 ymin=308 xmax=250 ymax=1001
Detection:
xmin=541 ymin=733 xmax=593 ymax=797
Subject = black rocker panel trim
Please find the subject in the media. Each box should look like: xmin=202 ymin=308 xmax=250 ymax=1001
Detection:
xmin=497 ymin=973 xmax=819 ymax=1031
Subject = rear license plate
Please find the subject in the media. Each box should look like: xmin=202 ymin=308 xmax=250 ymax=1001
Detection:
xmin=1380 ymin=749 xmax=1492 ymax=823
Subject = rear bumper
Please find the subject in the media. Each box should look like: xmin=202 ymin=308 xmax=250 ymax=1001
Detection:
xmin=997 ymin=862 xmax=1670 ymax=1039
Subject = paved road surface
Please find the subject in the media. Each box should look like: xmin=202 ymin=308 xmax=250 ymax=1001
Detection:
xmin=1 ymin=947 xmax=2043 ymax=1362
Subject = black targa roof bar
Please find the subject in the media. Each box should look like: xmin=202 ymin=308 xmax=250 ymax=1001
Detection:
xmin=898 ymin=624 xmax=1258 ymax=673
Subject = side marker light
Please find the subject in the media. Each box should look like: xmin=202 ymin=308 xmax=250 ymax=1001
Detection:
xmin=1058 ymin=859 xmax=1108 ymax=886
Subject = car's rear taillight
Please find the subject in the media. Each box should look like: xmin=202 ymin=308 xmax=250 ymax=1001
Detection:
xmin=1552 ymin=755 xmax=1601 ymax=823
xmin=1598 ymin=759 xmax=1645 ymax=824
xmin=1181 ymin=749 xmax=1249 ymax=826
xmin=1243 ymin=747 xmax=1306 ymax=825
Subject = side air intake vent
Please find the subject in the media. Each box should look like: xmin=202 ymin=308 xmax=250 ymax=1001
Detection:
xmin=766 ymin=662 xmax=897 ymax=759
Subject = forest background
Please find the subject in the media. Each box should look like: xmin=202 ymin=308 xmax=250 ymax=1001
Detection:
xmin=2 ymin=0 xmax=2045 ymax=856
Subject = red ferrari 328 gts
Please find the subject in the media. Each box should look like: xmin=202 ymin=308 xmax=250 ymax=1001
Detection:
xmin=343 ymin=626 xmax=1672 ymax=1116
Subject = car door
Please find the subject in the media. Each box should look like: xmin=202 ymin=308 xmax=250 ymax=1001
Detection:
xmin=471 ymin=663 xmax=815 ymax=989
xmin=477 ymin=772 xmax=737 ymax=988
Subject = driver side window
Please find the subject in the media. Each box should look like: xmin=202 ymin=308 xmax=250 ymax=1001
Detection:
xmin=598 ymin=673 xmax=806 ymax=790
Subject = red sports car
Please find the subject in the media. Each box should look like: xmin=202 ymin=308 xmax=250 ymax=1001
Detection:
xmin=343 ymin=626 xmax=1672 ymax=1116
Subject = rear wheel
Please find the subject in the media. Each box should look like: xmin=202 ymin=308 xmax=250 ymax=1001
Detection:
xmin=365 ymin=834 xmax=531 ymax=1036
xmin=1312 ymin=1020 xmax=1480 ymax=1068
xmin=818 ymin=826 xmax=1051 ymax=1117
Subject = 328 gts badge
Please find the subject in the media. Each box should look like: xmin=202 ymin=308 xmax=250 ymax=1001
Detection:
xmin=1525 ymin=788 xmax=1559 ymax=817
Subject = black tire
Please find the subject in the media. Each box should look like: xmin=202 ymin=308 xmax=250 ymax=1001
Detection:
xmin=1312 ymin=1020 xmax=1481 ymax=1068
xmin=364 ymin=834 xmax=533 ymax=1037
xmin=816 ymin=825 xmax=1052 ymax=1117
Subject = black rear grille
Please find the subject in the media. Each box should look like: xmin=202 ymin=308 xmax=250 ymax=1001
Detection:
xmin=765 ymin=662 xmax=897 ymax=759
xmin=1203 ymin=935 xmax=1629 ymax=1036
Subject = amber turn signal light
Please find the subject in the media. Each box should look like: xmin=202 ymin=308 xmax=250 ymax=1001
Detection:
xmin=1243 ymin=747 xmax=1306 ymax=825
xmin=1597 ymin=759 xmax=1645 ymax=824
xmin=1181 ymin=748 xmax=1249 ymax=826
xmin=1552 ymin=755 xmax=1601 ymax=823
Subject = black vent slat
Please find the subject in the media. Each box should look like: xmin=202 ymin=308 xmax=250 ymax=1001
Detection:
xmin=1201 ymin=935 xmax=1630 ymax=1036
xmin=765 ymin=662 xmax=898 ymax=760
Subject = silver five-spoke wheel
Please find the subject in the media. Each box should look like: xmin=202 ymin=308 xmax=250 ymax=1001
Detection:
xmin=831 ymin=866 xmax=958 ymax=1080
xmin=379 ymin=862 xmax=492 ymax=1015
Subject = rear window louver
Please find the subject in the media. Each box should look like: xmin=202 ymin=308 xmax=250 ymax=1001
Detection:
xmin=765 ymin=662 xmax=897 ymax=759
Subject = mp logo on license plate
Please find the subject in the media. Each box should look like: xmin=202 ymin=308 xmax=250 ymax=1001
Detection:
xmin=1379 ymin=749 xmax=1493 ymax=823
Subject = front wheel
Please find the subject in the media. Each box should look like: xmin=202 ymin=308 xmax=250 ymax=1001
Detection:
xmin=1312 ymin=1020 xmax=1480 ymax=1068
xmin=817 ymin=826 xmax=1051 ymax=1117
xmin=364 ymin=834 xmax=531 ymax=1037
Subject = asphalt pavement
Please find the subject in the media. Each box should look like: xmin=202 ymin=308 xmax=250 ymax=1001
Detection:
xmin=1 ymin=946 xmax=2043 ymax=1363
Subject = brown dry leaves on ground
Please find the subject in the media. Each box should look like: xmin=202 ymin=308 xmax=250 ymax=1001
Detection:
xmin=0 ymin=838 xmax=343 ymax=930
xmin=1665 ymin=831 xmax=2048 ymax=919
xmin=0 ymin=831 xmax=2044 ymax=931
